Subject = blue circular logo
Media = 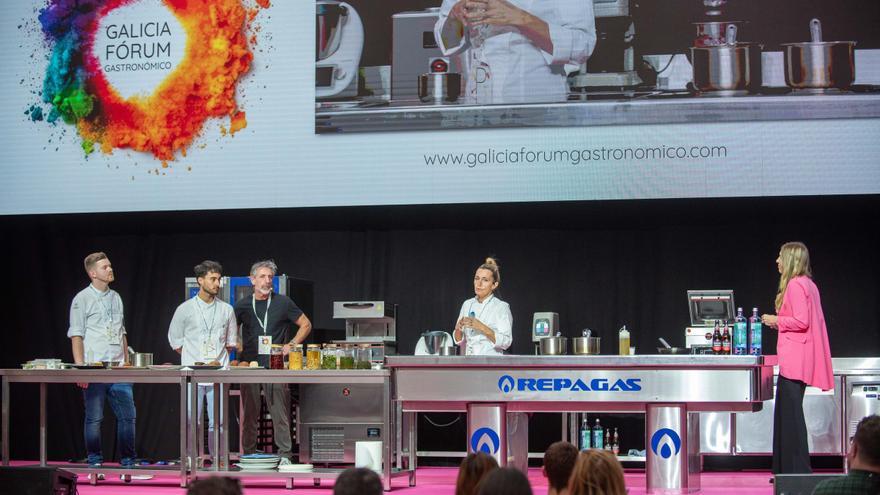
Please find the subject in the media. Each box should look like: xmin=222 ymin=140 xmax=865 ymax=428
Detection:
xmin=497 ymin=375 xmax=515 ymax=393
xmin=470 ymin=427 xmax=501 ymax=454
xmin=650 ymin=428 xmax=682 ymax=459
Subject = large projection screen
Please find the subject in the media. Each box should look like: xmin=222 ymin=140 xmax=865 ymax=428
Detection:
xmin=1 ymin=0 xmax=879 ymax=215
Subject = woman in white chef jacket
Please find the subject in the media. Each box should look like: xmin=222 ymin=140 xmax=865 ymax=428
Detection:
xmin=453 ymin=257 xmax=513 ymax=355
xmin=435 ymin=0 xmax=596 ymax=104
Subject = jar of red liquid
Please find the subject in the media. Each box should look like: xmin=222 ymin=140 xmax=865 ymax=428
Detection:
xmin=270 ymin=345 xmax=285 ymax=370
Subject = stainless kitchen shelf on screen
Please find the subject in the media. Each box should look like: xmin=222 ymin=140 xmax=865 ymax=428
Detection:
xmin=315 ymin=92 xmax=880 ymax=133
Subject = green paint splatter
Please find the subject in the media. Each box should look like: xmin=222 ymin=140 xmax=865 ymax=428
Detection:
xmin=52 ymin=86 xmax=93 ymax=124
xmin=81 ymin=139 xmax=94 ymax=155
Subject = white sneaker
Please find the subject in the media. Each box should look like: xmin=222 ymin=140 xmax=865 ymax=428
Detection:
xmin=121 ymin=474 xmax=155 ymax=481
xmin=278 ymin=457 xmax=291 ymax=466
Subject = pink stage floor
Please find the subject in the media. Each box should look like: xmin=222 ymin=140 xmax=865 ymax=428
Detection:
xmin=19 ymin=464 xmax=783 ymax=495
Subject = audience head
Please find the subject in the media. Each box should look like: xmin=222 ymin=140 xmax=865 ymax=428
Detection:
xmin=186 ymin=477 xmax=243 ymax=495
xmin=851 ymin=414 xmax=880 ymax=471
xmin=476 ymin=467 xmax=533 ymax=495
xmin=333 ymin=467 xmax=383 ymax=495
xmin=456 ymin=452 xmax=499 ymax=495
xmin=567 ymin=449 xmax=627 ymax=495
xmin=543 ymin=441 xmax=579 ymax=493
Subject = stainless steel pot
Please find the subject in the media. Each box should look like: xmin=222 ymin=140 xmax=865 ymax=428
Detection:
xmin=781 ymin=18 xmax=855 ymax=90
xmin=693 ymin=21 xmax=744 ymax=47
xmin=539 ymin=336 xmax=568 ymax=355
xmin=781 ymin=42 xmax=855 ymax=89
xmin=572 ymin=337 xmax=601 ymax=355
xmin=132 ymin=352 xmax=153 ymax=367
xmin=438 ymin=346 xmax=458 ymax=356
xmin=418 ymin=73 xmax=462 ymax=103
xmin=316 ymin=1 xmax=348 ymax=62
xmin=690 ymin=43 xmax=762 ymax=94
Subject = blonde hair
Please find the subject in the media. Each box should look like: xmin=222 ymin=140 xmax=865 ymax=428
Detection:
xmin=567 ymin=449 xmax=627 ymax=495
xmin=477 ymin=257 xmax=500 ymax=285
xmin=775 ymin=242 xmax=812 ymax=310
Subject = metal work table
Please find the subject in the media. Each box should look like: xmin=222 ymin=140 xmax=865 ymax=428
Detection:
xmin=387 ymin=355 xmax=773 ymax=493
xmin=316 ymin=93 xmax=880 ymax=133
xmin=189 ymin=369 xmax=414 ymax=491
xmin=0 ymin=368 xmax=189 ymax=487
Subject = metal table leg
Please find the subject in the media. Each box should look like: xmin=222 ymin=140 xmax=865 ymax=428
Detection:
xmin=213 ymin=383 xmax=221 ymax=472
xmin=221 ymin=382 xmax=230 ymax=470
xmin=190 ymin=381 xmax=200 ymax=477
xmin=179 ymin=376 xmax=188 ymax=487
xmin=407 ymin=411 xmax=417 ymax=487
xmin=382 ymin=375 xmax=392 ymax=491
xmin=2 ymin=377 xmax=9 ymax=465
xmin=40 ymin=382 xmax=47 ymax=467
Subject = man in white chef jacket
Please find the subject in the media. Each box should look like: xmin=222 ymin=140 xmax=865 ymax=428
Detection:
xmin=168 ymin=260 xmax=237 ymax=461
xmin=68 ymin=252 xmax=137 ymax=467
xmin=435 ymin=0 xmax=596 ymax=104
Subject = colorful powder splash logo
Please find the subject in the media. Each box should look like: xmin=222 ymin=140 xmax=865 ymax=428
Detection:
xmin=31 ymin=0 xmax=269 ymax=162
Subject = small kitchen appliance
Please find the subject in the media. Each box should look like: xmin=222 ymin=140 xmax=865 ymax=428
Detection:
xmin=316 ymin=1 xmax=363 ymax=99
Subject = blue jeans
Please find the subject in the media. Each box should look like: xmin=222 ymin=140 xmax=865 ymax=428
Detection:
xmin=83 ymin=383 xmax=137 ymax=466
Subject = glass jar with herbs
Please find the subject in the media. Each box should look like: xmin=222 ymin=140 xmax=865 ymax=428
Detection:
xmin=356 ymin=344 xmax=373 ymax=369
xmin=321 ymin=344 xmax=339 ymax=370
xmin=338 ymin=344 xmax=355 ymax=370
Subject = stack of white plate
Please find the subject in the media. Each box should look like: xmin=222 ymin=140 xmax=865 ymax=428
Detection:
xmin=235 ymin=454 xmax=280 ymax=471
xmin=278 ymin=463 xmax=314 ymax=473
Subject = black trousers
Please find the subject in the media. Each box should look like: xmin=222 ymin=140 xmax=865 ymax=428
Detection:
xmin=772 ymin=375 xmax=811 ymax=474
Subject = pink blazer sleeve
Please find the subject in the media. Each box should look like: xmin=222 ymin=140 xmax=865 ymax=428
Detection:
xmin=777 ymin=280 xmax=809 ymax=334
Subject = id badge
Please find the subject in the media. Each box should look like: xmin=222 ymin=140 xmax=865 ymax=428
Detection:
xmin=258 ymin=335 xmax=273 ymax=355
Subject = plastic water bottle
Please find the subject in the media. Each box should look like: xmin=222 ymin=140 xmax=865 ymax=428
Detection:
xmin=749 ymin=308 xmax=762 ymax=355
xmin=733 ymin=307 xmax=747 ymax=355
xmin=592 ymin=418 xmax=604 ymax=449
xmin=580 ymin=415 xmax=591 ymax=450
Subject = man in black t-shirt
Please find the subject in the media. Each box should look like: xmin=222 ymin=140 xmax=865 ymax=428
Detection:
xmin=234 ymin=260 xmax=312 ymax=462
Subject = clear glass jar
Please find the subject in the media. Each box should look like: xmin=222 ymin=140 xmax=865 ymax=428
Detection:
xmin=321 ymin=344 xmax=338 ymax=370
xmin=306 ymin=344 xmax=321 ymax=370
xmin=356 ymin=344 xmax=372 ymax=369
xmin=338 ymin=344 xmax=355 ymax=370
xmin=270 ymin=345 xmax=284 ymax=370
xmin=288 ymin=344 xmax=303 ymax=370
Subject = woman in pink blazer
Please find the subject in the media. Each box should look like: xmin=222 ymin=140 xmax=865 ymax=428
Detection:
xmin=761 ymin=242 xmax=834 ymax=475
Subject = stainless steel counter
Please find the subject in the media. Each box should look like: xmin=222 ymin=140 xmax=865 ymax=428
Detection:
xmin=387 ymin=355 xmax=772 ymax=492
xmin=0 ymin=368 xmax=189 ymax=487
xmin=387 ymin=355 xmax=771 ymax=412
xmin=316 ymin=93 xmax=880 ymax=133
xmin=387 ymin=354 xmax=764 ymax=368
xmin=189 ymin=369 xmax=413 ymax=491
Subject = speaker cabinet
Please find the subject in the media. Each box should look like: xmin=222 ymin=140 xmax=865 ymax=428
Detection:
xmin=0 ymin=466 xmax=77 ymax=495
xmin=774 ymin=473 xmax=847 ymax=495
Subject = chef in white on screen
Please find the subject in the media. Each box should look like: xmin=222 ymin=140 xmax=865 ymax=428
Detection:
xmin=435 ymin=0 xmax=596 ymax=104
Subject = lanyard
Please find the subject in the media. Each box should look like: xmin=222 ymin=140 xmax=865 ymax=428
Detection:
xmin=195 ymin=296 xmax=218 ymax=341
xmin=252 ymin=294 xmax=271 ymax=335
xmin=89 ymin=285 xmax=113 ymax=322
xmin=468 ymin=294 xmax=494 ymax=322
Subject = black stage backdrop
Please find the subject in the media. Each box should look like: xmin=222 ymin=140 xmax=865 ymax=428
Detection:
xmin=1 ymin=195 xmax=878 ymax=462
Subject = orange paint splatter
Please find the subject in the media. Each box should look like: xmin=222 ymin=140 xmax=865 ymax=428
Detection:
xmin=230 ymin=111 xmax=247 ymax=134
xmin=74 ymin=0 xmax=263 ymax=161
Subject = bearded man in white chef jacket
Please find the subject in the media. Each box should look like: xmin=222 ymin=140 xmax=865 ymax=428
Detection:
xmin=168 ymin=260 xmax=237 ymax=462
xmin=435 ymin=0 xmax=596 ymax=104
